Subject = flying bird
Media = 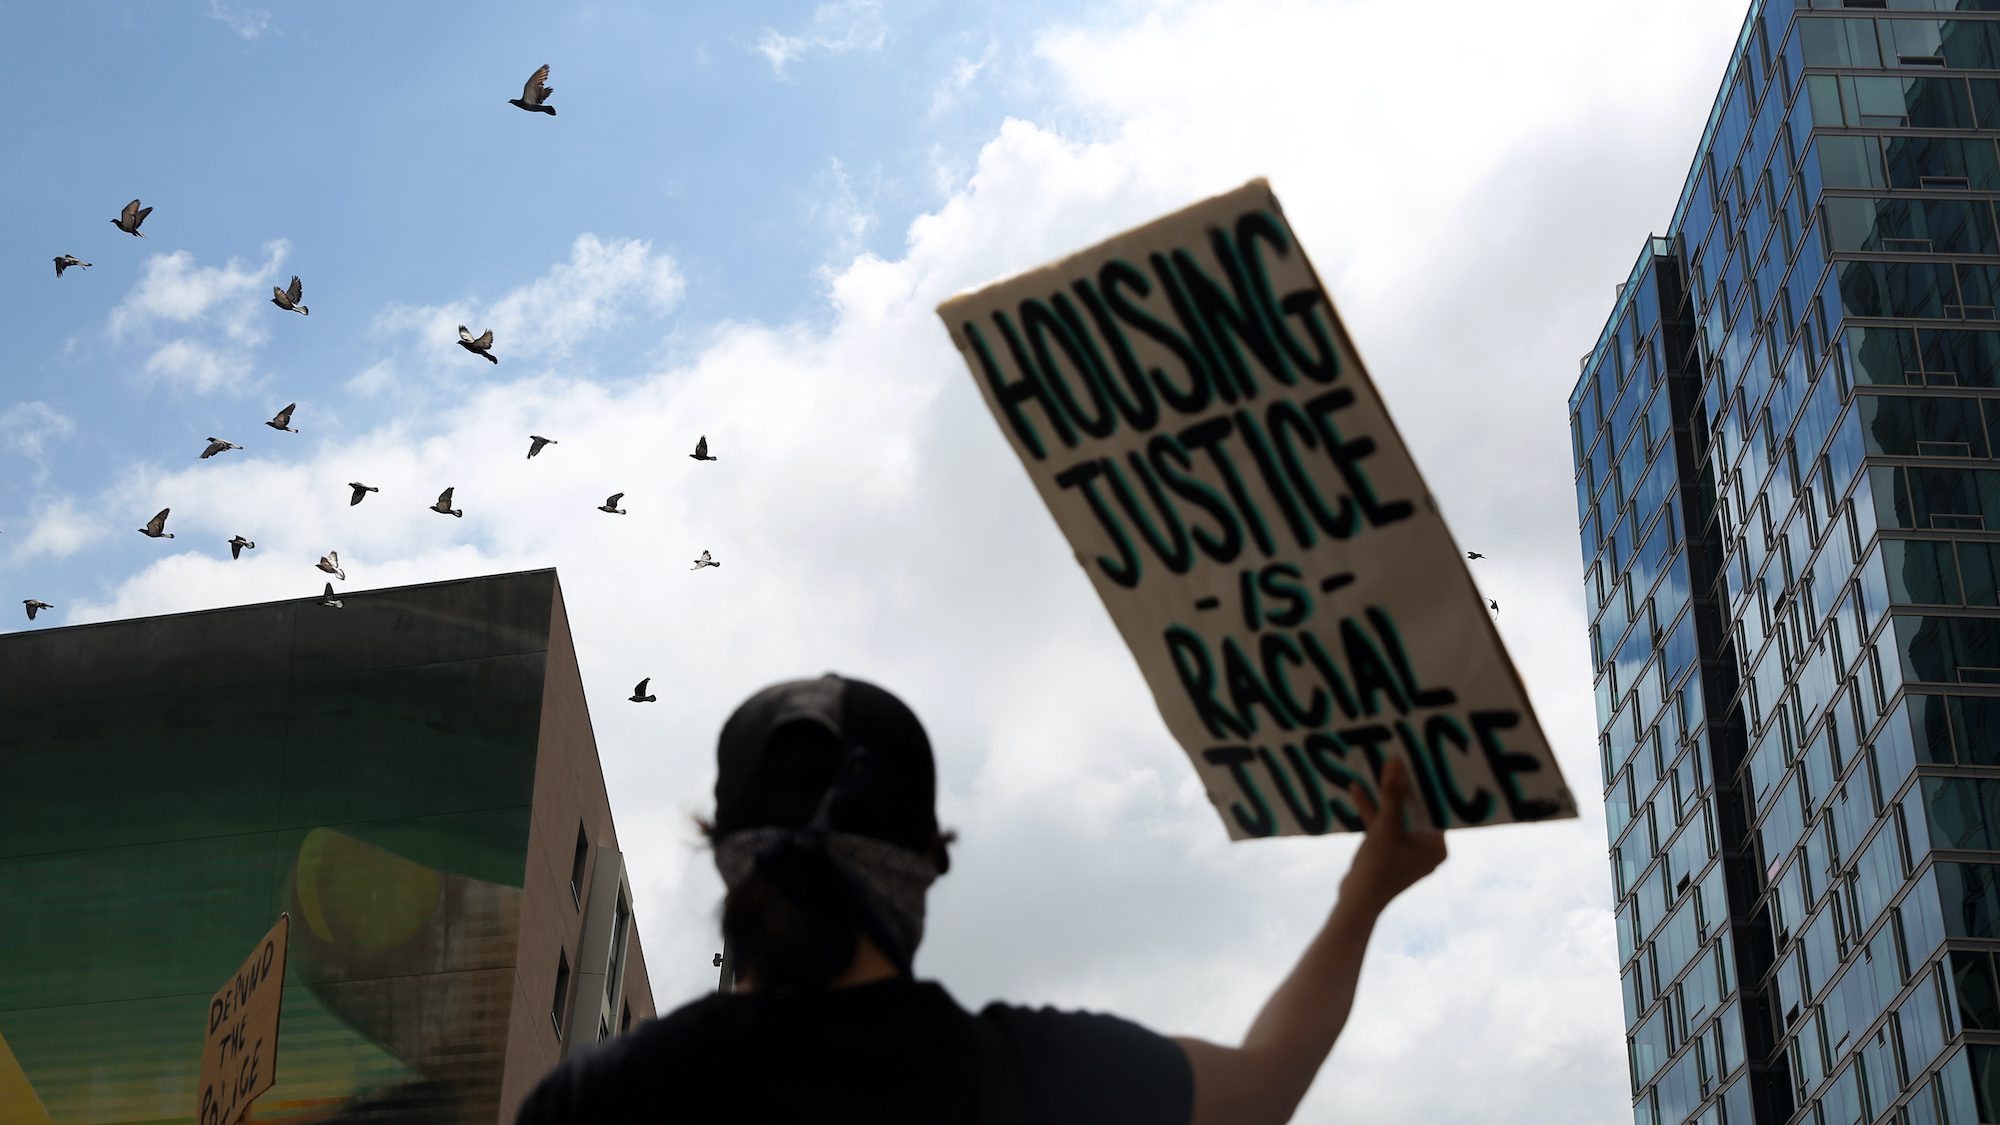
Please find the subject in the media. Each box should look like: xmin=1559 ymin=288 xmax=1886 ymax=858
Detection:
xmin=630 ymin=678 xmax=657 ymax=703
xmin=23 ymin=600 xmax=52 ymax=622
xmin=111 ymin=199 xmax=152 ymax=238
xmin=198 ymin=437 xmax=242 ymax=460
xmin=690 ymin=435 xmax=716 ymax=461
xmin=528 ymin=435 xmax=556 ymax=458
xmin=266 ymin=403 xmax=299 ymax=433
xmin=691 ymin=550 xmax=719 ymax=570
xmin=228 ymin=536 xmax=256 ymax=560
xmin=509 ymin=64 xmax=556 ymax=115
xmin=53 ymin=255 xmax=91 ymax=278
xmin=431 ymin=487 xmax=463 ymax=518
xmin=598 ymin=493 xmax=627 ymax=515
xmin=271 ymin=275 xmax=309 ymax=316
xmin=316 ymin=551 xmax=345 ymax=581
xmin=457 ymin=326 xmax=498 ymax=364
xmin=139 ymin=509 xmax=174 ymax=538
xmin=318 ymin=582 xmax=343 ymax=609
xmin=347 ymin=482 xmax=379 ymax=506
xmin=1467 ymin=551 xmax=1485 ymax=560
xmin=1489 ymin=599 xmax=1499 ymax=614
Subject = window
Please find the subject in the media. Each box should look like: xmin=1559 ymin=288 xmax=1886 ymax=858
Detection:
xmin=570 ymin=823 xmax=588 ymax=908
xmin=621 ymin=999 xmax=633 ymax=1034
xmin=599 ymin=1014 xmax=611 ymax=1042
xmin=552 ymin=948 xmax=572 ymax=1038
xmin=1818 ymin=135 xmax=1887 ymax=192
xmin=610 ymin=892 xmax=632 ymax=992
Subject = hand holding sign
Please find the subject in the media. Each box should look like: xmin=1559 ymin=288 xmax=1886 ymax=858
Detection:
xmin=1340 ymin=760 xmax=1446 ymax=913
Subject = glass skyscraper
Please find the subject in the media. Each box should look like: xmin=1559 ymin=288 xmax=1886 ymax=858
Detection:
xmin=1573 ymin=3 xmax=2000 ymax=1122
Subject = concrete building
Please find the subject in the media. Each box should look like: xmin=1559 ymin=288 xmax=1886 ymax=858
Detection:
xmin=0 ymin=569 xmax=653 ymax=1124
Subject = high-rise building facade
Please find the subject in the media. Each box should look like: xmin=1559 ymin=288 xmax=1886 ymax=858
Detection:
xmin=0 ymin=569 xmax=655 ymax=1123
xmin=1573 ymin=3 xmax=2000 ymax=1122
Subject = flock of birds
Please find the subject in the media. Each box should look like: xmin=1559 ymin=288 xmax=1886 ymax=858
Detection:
xmin=27 ymin=62 xmax=1507 ymax=707
xmin=25 ymin=65 xmax=730 ymax=705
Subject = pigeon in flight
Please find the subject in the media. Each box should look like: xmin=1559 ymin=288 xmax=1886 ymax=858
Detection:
xmin=1488 ymin=599 xmax=1499 ymax=614
xmin=457 ymin=326 xmax=498 ymax=364
xmin=598 ymin=493 xmax=627 ymax=515
xmin=690 ymin=435 xmax=716 ymax=461
xmin=431 ymin=487 xmax=463 ymax=518
xmin=23 ymin=599 xmax=52 ymax=622
xmin=318 ymin=582 xmax=343 ymax=609
xmin=509 ymin=64 xmax=556 ymax=115
xmin=266 ymin=403 xmax=299 ymax=433
xmin=228 ymin=536 xmax=255 ymax=560
xmin=528 ymin=435 xmax=557 ymax=459
xmin=1467 ymin=551 xmax=1485 ymax=560
xmin=316 ymin=551 xmax=345 ymax=581
xmin=630 ymin=678 xmax=657 ymax=703
xmin=347 ymin=482 xmax=379 ymax=506
xmin=199 ymin=437 xmax=242 ymax=460
xmin=139 ymin=509 xmax=175 ymax=538
xmin=691 ymin=550 xmax=720 ymax=570
xmin=111 ymin=199 xmax=152 ymax=238
xmin=53 ymin=255 xmax=91 ymax=278
xmin=271 ymin=275 xmax=309 ymax=316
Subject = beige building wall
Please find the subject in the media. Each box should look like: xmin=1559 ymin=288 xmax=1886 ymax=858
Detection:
xmin=498 ymin=578 xmax=658 ymax=1121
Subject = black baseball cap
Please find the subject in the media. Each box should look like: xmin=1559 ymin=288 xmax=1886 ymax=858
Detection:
xmin=713 ymin=674 xmax=947 ymax=872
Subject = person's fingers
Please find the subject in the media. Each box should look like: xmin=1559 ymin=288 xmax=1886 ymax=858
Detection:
xmin=1347 ymin=781 xmax=1380 ymax=827
xmin=1377 ymin=759 xmax=1415 ymax=837
xmin=1379 ymin=757 xmax=1410 ymax=804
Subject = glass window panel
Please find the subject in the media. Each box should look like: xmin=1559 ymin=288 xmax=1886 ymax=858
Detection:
xmin=1941 ymin=18 xmax=2000 ymax=69
xmin=1952 ymin=695 xmax=2000 ymax=765
xmin=1884 ymin=539 xmax=1961 ymax=604
xmin=1937 ymin=861 xmax=2000 ymax=939
xmin=1819 ymin=135 xmax=1889 ymax=189
xmin=1955 ymin=951 xmax=2000 ymax=1030
xmin=1892 ymin=16 xmax=1947 ymax=60
xmin=1939 ymin=1047 xmax=1980 ymax=1125
xmin=1971 ymin=1043 xmax=2000 ymax=1123
xmin=1959 ymin=541 xmax=2000 ymax=606
xmin=1901 ymin=971 xmax=1948 ymax=1078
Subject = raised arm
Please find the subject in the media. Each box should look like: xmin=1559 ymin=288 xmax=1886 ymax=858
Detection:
xmin=1174 ymin=759 xmax=1446 ymax=1125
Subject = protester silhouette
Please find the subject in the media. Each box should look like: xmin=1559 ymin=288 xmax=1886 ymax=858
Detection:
xmin=515 ymin=674 xmax=1445 ymax=1124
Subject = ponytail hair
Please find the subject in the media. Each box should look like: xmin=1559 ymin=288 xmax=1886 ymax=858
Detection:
xmin=698 ymin=816 xmax=954 ymax=995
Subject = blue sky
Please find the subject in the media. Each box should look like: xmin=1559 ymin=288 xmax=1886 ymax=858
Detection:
xmin=2 ymin=0 xmax=1069 ymax=591
xmin=1 ymin=2 xmax=1763 ymax=1120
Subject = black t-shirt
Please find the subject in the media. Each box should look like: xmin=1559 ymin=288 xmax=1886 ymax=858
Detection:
xmin=514 ymin=977 xmax=1193 ymax=1124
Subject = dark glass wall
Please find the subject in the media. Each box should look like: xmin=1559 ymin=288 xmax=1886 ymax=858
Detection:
xmin=0 ymin=573 xmax=554 ymax=1124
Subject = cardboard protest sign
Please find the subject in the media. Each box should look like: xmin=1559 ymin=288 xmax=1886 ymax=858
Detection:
xmin=196 ymin=914 xmax=288 ymax=1125
xmin=937 ymin=179 xmax=1576 ymax=839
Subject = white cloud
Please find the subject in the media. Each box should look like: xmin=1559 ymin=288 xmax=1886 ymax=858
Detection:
xmin=808 ymin=159 xmax=878 ymax=262
xmin=143 ymin=339 xmax=254 ymax=396
xmin=42 ymin=0 xmax=1757 ymax=1119
xmin=373 ymin=234 xmax=684 ymax=372
xmin=2 ymin=495 xmax=109 ymax=569
xmin=0 ymin=402 xmax=77 ymax=483
xmin=754 ymin=0 xmax=888 ymax=79
xmin=929 ymin=36 xmax=999 ymax=117
xmin=108 ymin=241 xmax=288 ymax=396
xmin=346 ymin=359 xmax=398 ymax=398
xmin=206 ymin=0 xmax=273 ymax=41
xmin=109 ymin=242 xmax=287 ymax=337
